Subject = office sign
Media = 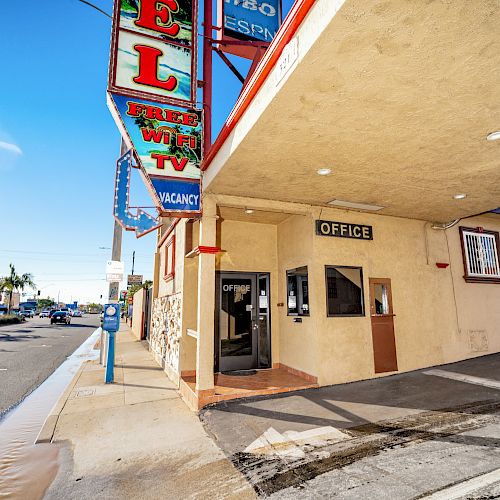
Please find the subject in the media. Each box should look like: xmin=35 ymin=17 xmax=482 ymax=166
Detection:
xmin=108 ymin=0 xmax=198 ymax=105
xmin=108 ymin=93 xmax=202 ymax=181
xmin=316 ymin=220 xmax=373 ymax=241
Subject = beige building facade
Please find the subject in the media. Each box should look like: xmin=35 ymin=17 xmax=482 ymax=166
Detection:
xmin=145 ymin=0 xmax=500 ymax=409
xmin=148 ymin=204 xmax=500 ymax=409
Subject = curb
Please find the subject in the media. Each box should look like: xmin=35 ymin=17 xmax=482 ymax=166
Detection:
xmin=35 ymin=362 xmax=86 ymax=444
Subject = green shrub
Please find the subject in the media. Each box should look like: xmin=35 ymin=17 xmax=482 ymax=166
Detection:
xmin=0 ymin=315 xmax=23 ymax=326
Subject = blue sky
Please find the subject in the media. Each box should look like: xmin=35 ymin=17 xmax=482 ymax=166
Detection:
xmin=0 ymin=0 xmax=294 ymax=304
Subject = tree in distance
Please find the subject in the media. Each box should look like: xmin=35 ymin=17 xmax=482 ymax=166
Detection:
xmin=0 ymin=263 xmax=35 ymax=314
xmin=37 ymin=297 xmax=55 ymax=310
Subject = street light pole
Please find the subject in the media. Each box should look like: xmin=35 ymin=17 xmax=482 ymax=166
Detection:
xmin=131 ymin=250 xmax=135 ymax=275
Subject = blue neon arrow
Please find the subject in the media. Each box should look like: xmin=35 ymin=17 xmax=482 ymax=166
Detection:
xmin=113 ymin=151 xmax=161 ymax=238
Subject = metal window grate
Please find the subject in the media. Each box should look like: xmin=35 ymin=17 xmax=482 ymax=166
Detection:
xmin=463 ymin=231 xmax=500 ymax=278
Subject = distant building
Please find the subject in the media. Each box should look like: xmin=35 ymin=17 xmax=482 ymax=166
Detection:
xmin=0 ymin=291 xmax=20 ymax=309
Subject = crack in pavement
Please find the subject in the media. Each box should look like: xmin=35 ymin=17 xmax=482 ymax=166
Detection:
xmin=229 ymin=399 xmax=500 ymax=496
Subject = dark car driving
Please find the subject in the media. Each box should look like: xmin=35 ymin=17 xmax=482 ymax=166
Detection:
xmin=50 ymin=311 xmax=71 ymax=325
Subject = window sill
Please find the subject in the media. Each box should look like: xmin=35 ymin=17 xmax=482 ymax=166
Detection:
xmin=463 ymin=276 xmax=500 ymax=284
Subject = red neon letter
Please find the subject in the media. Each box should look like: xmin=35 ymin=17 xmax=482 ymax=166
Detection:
xmin=133 ymin=45 xmax=178 ymax=92
xmin=151 ymin=153 xmax=170 ymax=169
xmin=170 ymin=157 xmax=188 ymax=171
xmin=141 ymin=128 xmax=164 ymax=143
xmin=126 ymin=102 xmax=146 ymax=117
xmin=134 ymin=0 xmax=180 ymax=37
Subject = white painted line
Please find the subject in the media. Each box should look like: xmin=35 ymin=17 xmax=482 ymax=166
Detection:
xmin=0 ymin=368 xmax=7 ymax=371
xmin=423 ymin=369 xmax=500 ymax=390
xmin=422 ymin=468 xmax=500 ymax=499
xmin=245 ymin=426 xmax=350 ymax=459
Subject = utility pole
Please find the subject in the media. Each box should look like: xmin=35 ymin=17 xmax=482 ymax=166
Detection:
xmin=131 ymin=250 xmax=135 ymax=275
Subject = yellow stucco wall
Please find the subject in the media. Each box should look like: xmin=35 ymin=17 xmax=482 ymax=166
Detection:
xmin=216 ymin=219 xmax=280 ymax=366
xmin=154 ymin=206 xmax=500 ymax=390
xmin=276 ymin=209 xmax=500 ymax=387
xmin=131 ymin=287 xmax=146 ymax=340
xmin=277 ymin=215 xmax=318 ymax=378
xmin=444 ymin=216 xmax=500 ymax=361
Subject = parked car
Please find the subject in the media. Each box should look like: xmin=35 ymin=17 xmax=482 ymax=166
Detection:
xmin=39 ymin=310 xmax=50 ymax=318
xmin=20 ymin=310 xmax=33 ymax=319
xmin=51 ymin=311 xmax=71 ymax=325
xmin=72 ymin=310 xmax=82 ymax=317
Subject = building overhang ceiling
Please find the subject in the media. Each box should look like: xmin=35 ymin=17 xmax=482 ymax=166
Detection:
xmin=203 ymin=0 xmax=500 ymax=223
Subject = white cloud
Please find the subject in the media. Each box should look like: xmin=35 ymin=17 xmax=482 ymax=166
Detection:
xmin=0 ymin=141 xmax=22 ymax=155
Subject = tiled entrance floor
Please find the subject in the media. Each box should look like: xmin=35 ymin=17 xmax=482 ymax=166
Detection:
xmin=181 ymin=368 xmax=318 ymax=410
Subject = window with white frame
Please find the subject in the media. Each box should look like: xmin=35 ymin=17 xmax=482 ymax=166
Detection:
xmin=460 ymin=227 xmax=500 ymax=282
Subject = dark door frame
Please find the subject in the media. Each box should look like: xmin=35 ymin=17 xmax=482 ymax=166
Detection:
xmin=214 ymin=271 xmax=271 ymax=373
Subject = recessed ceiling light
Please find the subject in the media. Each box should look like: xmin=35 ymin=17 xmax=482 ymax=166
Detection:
xmin=317 ymin=168 xmax=332 ymax=176
xmin=328 ymin=199 xmax=384 ymax=211
xmin=244 ymin=208 xmax=254 ymax=214
xmin=486 ymin=131 xmax=500 ymax=141
xmin=453 ymin=193 xmax=467 ymax=200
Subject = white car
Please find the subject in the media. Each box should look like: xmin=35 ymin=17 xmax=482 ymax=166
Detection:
xmin=39 ymin=310 xmax=50 ymax=318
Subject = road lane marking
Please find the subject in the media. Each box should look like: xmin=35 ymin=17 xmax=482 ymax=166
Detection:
xmin=244 ymin=426 xmax=350 ymax=458
xmin=423 ymin=369 xmax=500 ymax=390
xmin=422 ymin=467 xmax=500 ymax=499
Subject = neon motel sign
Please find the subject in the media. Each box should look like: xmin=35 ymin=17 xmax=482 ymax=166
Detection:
xmin=107 ymin=0 xmax=203 ymax=216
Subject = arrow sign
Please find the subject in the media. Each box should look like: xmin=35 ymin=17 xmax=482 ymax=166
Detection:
xmin=113 ymin=151 xmax=161 ymax=238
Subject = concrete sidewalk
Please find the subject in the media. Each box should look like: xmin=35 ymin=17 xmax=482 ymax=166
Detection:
xmin=44 ymin=324 xmax=255 ymax=499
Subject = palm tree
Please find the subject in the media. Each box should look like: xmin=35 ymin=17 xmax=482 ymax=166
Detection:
xmin=0 ymin=263 xmax=35 ymax=314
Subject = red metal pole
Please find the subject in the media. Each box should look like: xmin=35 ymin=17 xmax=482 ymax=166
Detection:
xmin=203 ymin=0 xmax=213 ymax=155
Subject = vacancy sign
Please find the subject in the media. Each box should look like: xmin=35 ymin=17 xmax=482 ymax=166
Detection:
xmin=107 ymin=0 xmax=203 ymax=217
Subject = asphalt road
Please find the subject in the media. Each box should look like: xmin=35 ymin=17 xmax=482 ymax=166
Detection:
xmin=201 ymin=353 xmax=500 ymax=499
xmin=0 ymin=315 xmax=100 ymax=418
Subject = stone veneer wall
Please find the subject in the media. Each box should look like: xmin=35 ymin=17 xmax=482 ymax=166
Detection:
xmin=150 ymin=294 xmax=182 ymax=375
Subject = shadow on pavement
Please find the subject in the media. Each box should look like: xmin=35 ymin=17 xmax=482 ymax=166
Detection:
xmin=0 ymin=333 xmax=42 ymax=342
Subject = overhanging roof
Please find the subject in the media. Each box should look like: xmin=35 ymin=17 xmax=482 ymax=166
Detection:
xmin=203 ymin=0 xmax=500 ymax=222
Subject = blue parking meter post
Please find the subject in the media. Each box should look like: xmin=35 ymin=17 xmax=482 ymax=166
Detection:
xmin=105 ymin=331 xmax=116 ymax=383
xmin=103 ymin=304 xmax=120 ymax=384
